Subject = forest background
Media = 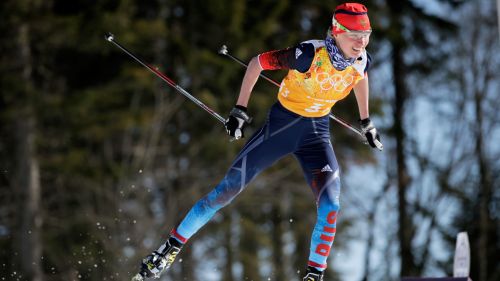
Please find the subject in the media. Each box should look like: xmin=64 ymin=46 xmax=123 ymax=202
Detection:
xmin=1 ymin=0 xmax=499 ymax=280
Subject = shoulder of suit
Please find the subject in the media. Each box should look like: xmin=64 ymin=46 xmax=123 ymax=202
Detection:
xmin=301 ymin=39 xmax=325 ymax=51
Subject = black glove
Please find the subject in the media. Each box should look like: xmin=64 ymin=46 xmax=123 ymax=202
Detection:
xmin=225 ymin=105 xmax=252 ymax=140
xmin=359 ymin=118 xmax=383 ymax=150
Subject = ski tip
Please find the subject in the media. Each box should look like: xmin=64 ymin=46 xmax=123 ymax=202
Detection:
xmin=131 ymin=273 xmax=145 ymax=281
xmin=375 ymin=139 xmax=384 ymax=151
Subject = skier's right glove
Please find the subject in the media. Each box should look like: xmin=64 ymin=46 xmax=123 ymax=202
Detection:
xmin=359 ymin=117 xmax=383 ymax=150
xmin=225 ymin=105 xmax=252 ymax=140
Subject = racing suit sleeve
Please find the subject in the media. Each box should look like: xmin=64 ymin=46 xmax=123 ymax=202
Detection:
xmin=258 ymin=42 xmax=315 ymax=73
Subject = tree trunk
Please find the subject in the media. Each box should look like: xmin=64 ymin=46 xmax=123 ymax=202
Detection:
xmin=241 ymin=218 xmax=260 ymax=281
xmin=15 ymin=23 xmax=44 ymax=281
xmin=292 ymin=211 xmax=312 ymax=280
xmin=223 ymin=214 xmax=235 ymax=281
xmin=15 ymin=116 xmax=43 ymax=281
xmin=385 ymin=0 xmax=415 ymax=276
xmin=391 ymin=36 xmax=414 ymax=277
xmin=474 ymin=90 xmax=490 ymax=281
xmin=179 ymin=240 xmax=195 ymax=281
xmin=497 ymin=0 xmax=500 ymax=40
xmin=271 ymin=202 xmax=285 ymax=281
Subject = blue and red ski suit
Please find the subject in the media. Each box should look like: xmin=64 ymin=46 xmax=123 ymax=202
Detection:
xmin=171 ymin=39 xmax=371 ymax=271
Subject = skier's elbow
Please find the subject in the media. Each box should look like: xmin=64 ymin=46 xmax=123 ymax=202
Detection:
xmin=249 ymin=56 xmax=263 ymax=72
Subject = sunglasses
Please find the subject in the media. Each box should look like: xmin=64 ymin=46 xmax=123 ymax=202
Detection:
xmin=332 ymin=18 xmax=372 ymax=40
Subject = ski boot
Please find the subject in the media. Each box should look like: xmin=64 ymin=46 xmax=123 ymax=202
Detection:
xmin=131 ymin=237 xmax=183 ymax=280
xmin=302 ymin=266 xmax=324 ymax=281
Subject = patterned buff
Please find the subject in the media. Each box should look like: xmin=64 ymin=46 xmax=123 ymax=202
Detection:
xmin=325 ymin=35 xmax=355 ymax=71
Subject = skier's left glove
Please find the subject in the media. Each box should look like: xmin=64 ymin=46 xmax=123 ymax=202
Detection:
xmin=225 ymin=105 xmax=252 ymax=140
xmin=359 ymin=118 xmax=383 ymax=150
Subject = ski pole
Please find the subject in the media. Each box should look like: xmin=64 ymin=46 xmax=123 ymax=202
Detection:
xmin=218 ymin=45 xmax=383 ymax=150
xmin=104 ymin=32 xmax=225 ymax=124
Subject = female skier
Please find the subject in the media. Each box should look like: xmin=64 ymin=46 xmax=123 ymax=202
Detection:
xmin=134 ymin=3 xmax=381 ymax=281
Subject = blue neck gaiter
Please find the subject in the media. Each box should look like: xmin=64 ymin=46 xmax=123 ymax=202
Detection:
xmin=325 ymin=36 xmax=355 ymax=71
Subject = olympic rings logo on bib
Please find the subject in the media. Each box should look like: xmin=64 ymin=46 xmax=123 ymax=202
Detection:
xmin=315 ymin=72 xmax=354 ymax=92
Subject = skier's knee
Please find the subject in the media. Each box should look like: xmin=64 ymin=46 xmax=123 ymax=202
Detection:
xmin=319 ymin=172 xmax=341 ymax=204
xmin=215 ymin=181 xmax=241 ymax=207
xmin=319 ymin=193 xmax=340 ymax=214
xmin=204 ymin=177 xmax=242 ymax=209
